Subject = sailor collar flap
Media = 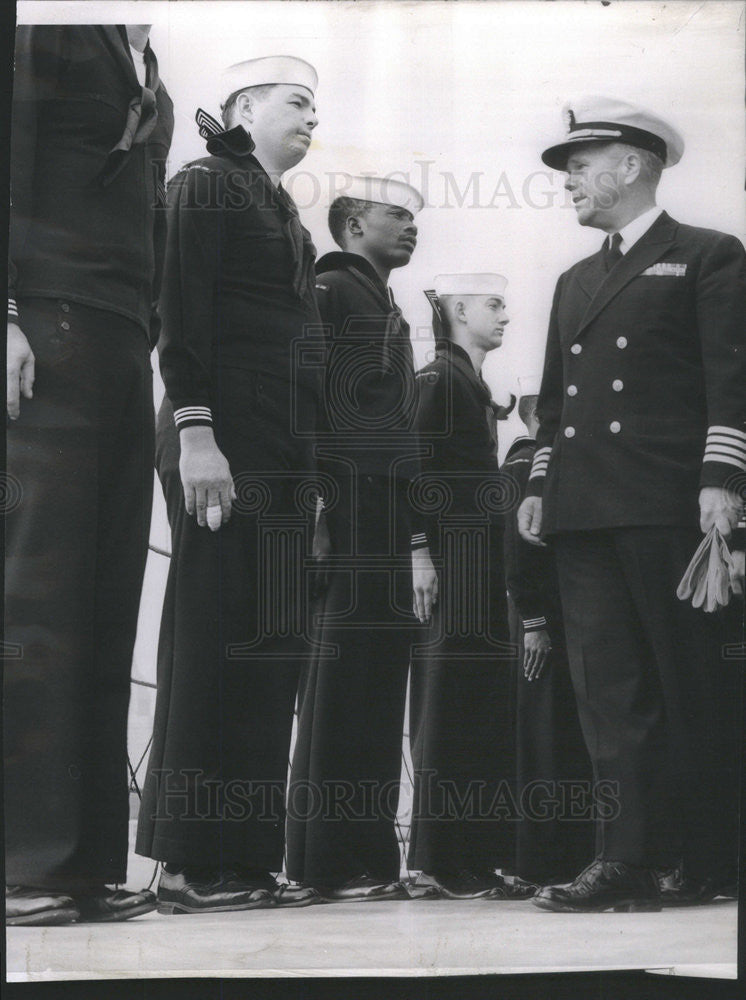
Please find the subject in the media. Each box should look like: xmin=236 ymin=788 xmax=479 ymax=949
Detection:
xmin=436 ymin=341 xmax=493 ymax=406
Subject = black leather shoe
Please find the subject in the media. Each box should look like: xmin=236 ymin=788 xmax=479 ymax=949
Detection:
xmin=272 ymin=882 xmax=322 ymax=907
xmin=500 ymin=875 xmax=539 ymax=900
xmin=229 ymin=867 xmax=322 ymax=908
xmin=156 ymin=867 xmax=275 ymax=914
xmin=660 ymin=876 xmax=737 ymax=907
xmin=75 ymin=887 xmax=157 ymax=922
xmin=320 ymin=875 xmax=409 ymax=902
xmin=415 ymin=869 xmax=508 ymax=900
xmin=6 ymin=886 xmax=80 ymax=926
xmin=532 ymin=859 xmax=662 ymax=913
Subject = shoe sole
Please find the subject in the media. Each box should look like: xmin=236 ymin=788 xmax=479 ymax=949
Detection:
xmin=321 ymin=891 xmax=410 ymax=903
xmin=78 ymin=900 xmax=158 ymax=922
xmin=532 ymin=896 xmax=662 ymax=913
xmin=7 ymin=907 xmax=80 ymax=926
xmin=274 ymin=895 xmax=325 ymax=908
xmin=157 ymin=897 xmax=275 ymax=914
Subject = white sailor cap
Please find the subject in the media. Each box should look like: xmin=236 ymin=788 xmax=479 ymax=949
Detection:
xmin=333 ymin=174 xmax=424 ymax=215
xmin=433 ymin=273 xmax=507 ymax=298
xmin=220 ymin=56 xmax=318 ymax=106
xmin=517 ymin=375 xmax=542 ymax=397
xmin=541 ymin=95 xmax=685 ymax=170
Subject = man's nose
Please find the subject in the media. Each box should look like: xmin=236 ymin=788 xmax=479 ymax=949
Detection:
xmin=307 ymin=111 xmax=318 ymax=130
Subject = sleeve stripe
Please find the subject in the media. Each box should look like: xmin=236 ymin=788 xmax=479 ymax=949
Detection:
xmin=8 ymin=297 xmax=18 ymax=319
xmin=702 ymin=451 xmax=746 ymax=471
xmin=411 ymin=533 xmax=428 ymax=545
xmin=528 ymin=446 xmax=552 ymax=480
xmin=523 ymin=616 xmax=547 ymax=627
xmin=174 ymin=405 xmax=213 ymax=428
xmin=704 ymin=443 xmax=746 ymax=461
xmin=707 ymin=426 xmax=746 ymax=443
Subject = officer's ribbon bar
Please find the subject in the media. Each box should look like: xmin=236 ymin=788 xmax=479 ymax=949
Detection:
xmin=641 ymin=262 xmax=687 ymax=277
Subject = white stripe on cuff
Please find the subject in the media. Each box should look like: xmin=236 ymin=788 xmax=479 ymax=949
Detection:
xmin=8 ymin=297 xmax=18 ymax=319
xmin=704 ymin=427 xmax=746 ymax=468
xmin=174 ymin=405 xmax=213 ymax=427
xmin=528 ymin=446 xmax=552 ymax=480
xmin=411 ymin=532 xmax=428 ymax=546
xmin=523 ymin=616 xmax=548 ymax=629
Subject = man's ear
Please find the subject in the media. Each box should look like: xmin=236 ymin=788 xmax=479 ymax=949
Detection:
xmin=622 ymin=151 xmax=642 ymax=186
xmin=454 ymin=298 xmax=467 ymax=324
xmin=346 ymin=215 xmax=364 ymax=238
xmin=236 ymin=91 xmax=254 ymax=123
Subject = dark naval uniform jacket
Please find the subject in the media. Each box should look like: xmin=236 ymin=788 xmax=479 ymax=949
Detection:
xmin=526 ymin=211 xmax=746 ymax=529
xmin=524 ymin=209 xmax=746 ymax=874
xmin=313 ymin=251 xmax=421 ymax=483
xmin=286 ymin=252 xmax=420 ymax=888
xmin=137 ymin=125 xmax=321 ymax=869
xmin=407 ymin=340 xmax=514 ymax=874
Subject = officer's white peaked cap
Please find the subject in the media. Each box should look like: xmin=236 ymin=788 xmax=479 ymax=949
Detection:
xmin=333 ymin=175 xmax=425 ymax=215
xmin=434 ymin=274 xmax=508 ymax=298
xmin=541 ymin=95 xmax=685 ymax=170
xmin=220 ymin=56 xmax=318 ymax=106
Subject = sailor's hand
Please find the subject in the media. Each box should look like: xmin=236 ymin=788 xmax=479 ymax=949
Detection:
xmin=523 ymin=628 xmax=552 ymax=682
xmin=517 ymin=496 xmax=546 ymax=547
xmin=179 ymin=426 xmax=235 ymax=530
xmin=7 ymin=322 xmax=35 ymax=420
xmin=412 ymin=546 xmax=438 ymax=624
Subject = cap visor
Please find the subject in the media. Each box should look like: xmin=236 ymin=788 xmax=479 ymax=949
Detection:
xmin=541 ymin=136 xmax=612 ymax=170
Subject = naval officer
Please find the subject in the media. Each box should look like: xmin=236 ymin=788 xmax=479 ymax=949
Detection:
xmin=136 ymin=56 xmax=322 ymax=912
xmin=519 ymin=97 xmax=746 ymax=912
xmin=286 ymin=175 xmax=436 ymax=901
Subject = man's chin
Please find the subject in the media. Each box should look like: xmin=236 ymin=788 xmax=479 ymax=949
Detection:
xmin=388 ymin=249 xmax=414 ymax=268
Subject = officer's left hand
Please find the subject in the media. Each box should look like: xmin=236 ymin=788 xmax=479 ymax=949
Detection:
xmin=699 ymin=486 xmax=741 ymax=540
xmin=412 ymin=547 xmax=438 ymax=623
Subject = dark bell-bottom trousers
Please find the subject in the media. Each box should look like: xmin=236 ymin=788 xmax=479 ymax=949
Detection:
xmin=286 ymin=473 xmax=414 ymax=887
xmin=553 ymin=527 xmax=734 ymax=877
xmin=4 ymin=297 xmax=153 ymax=889
xmin=136 ymin=371 xmax=316 ymax=871
xmin=408 ymin=518 xmax=516 ymax=874
xmin=509 ymin=598 xmax=595 ymax=884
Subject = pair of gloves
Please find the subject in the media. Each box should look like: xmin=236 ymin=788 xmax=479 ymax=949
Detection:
xmin=677 ymin=526 xmax=744 ymax=613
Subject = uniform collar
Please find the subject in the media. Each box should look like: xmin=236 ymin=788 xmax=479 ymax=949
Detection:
xmin=316 ymin=251 xmax=387 ymax=291
xmin=615 ymin=205 xmax=664 ymax=255
xmin=435 ymin=340 xmax=493 ymax=402
xmin=206 ymin=124 xmax=257 ymax=160
xmin=435 ymin=339 xmax=476 ymax=370
xmin=503 ymin=434 xmax=536 ymax=461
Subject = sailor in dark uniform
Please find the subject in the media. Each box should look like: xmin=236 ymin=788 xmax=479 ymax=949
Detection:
xmin=136 ymin=56 xmax=322 ymax=912
xmin=502 ymin=384 xmax=594 ymax=886
xmin=5 ymin=24 xmax=172 ymax=926
xmin=286 ymin=175 xmax=437 ymax=901
xmin=407 ymin=274 xmax=518 ymax=899
xmin=519 ymin=97 xmax=746 ymax=912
